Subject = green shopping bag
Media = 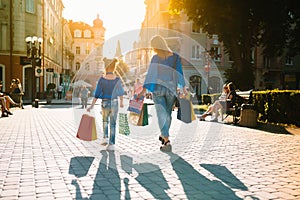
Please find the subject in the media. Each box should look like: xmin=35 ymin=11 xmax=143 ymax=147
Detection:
xmin=138 ymin=104 xmax=148 ymax=126
xmin=119 ymin=113 xmax=130 ymax=135
xmin=128 ymin=104 xmax=148 ymax=126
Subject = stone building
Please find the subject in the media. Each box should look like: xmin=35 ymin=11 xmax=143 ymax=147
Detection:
xmin=68 ymin=14 xmax=106 ymax=94
xmin=0 ymin=0 xmax=74 ymax=100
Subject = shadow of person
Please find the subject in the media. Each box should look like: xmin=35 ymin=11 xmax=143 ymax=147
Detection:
xmin=70 ymin=150 xmax=121 ymax=200
xmin=200 ymin=164 xmax=248 ymax=191
xmin=168 ymin=152 xmax=244 ymax=200
xmin=120 ymin=155 xmax=171 ymax=200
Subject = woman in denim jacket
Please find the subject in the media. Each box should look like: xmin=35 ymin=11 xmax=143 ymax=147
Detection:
xmin=137 ymin=35 xmax=186 ymax=152
xmin=87 ymin=58 xmax=124 ymax=151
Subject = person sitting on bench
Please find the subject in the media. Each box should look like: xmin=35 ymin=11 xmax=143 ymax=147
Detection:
xmin=199 ymin=82 xmax=236 ymax=122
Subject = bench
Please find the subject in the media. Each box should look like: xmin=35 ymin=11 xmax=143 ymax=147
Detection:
xmin=10 ymin=93 xmax=24 ymax=109
xmin=221 ymin=89 xmax=253 ymax=124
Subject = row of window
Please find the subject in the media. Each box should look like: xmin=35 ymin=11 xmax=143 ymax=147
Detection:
xmin=191 ymin=45 xmax=221 ymax=61
xmin=74 ymin=29 xmax=92 ymax=38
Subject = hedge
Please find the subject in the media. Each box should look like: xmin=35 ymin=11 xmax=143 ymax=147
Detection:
xmin=201 ymin=90 xmax=300 ymax=126
xmin=252 ymin=90 xmax=300 ymax=126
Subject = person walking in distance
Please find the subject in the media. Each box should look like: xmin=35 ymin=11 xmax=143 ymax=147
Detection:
xmin=87 ymin=58 xmax=125 ymax=151
xmin=80 ymin=85 xmax=90 ymax=109
xmin=137 ymin=35 xmax=187 ymax=152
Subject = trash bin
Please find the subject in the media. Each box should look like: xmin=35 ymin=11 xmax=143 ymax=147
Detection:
xmin=239 ymin=104 xmax=257 ymax=127
xmin=34 ymin=99 xmax=39 ymax=108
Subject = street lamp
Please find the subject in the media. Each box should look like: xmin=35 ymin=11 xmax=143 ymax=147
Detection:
xmin=25 ymin=36 xmax=43 ymax=107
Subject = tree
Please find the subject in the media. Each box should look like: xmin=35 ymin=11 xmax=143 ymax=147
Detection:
xmin=169 ymin=0 xmax=300 ymax=90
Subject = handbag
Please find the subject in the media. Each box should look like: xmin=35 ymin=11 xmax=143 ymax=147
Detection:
xmin=119 ymin=113 xmax=130 ymax=135
xmin=76 ymin=114 xmax=97 ymax=141
xmin=177 ymin=98 xmax=195 ymax=123
xmin=129 ymin=104 xmax=148 ymax=126
xmin=137 ymin=104 xmax=148 ymax=126
xmin=128 ymin=95 xmax=144 ymax=114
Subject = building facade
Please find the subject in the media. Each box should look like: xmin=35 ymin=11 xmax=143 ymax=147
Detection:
xmin=0 ymin=0 xmax=74 ymax=100
xmin=68 ymin=14 xmax=106 ymax=95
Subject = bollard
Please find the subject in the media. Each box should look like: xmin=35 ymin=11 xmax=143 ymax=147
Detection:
xmin=34 ymin=99 xmax=39 ymax=108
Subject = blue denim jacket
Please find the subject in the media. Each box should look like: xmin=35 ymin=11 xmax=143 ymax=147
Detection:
xmin=143 ymin=53 xmax=185 ymax=92
xmin=94 ymin=77 xmax=124 ymax=99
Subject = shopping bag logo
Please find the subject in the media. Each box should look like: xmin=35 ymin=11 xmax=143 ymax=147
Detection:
xmin=76 ymin=114 xmax=97 ymax=141
xmin=128 ymin=98 xmax=144 ymax=114
xmin=119 ymin=113 xmax=130 ymax=135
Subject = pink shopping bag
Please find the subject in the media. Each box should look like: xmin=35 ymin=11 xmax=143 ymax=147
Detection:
xmin=128 ymin=96 xmax=144 ymax=114
xmin=76 ymin=114 xmax=97 ymax=141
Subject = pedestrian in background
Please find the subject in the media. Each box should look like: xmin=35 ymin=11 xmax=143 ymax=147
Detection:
xmin=57 ymin=84 xmax=63 ymax=100
xmin=80 ymin=85 xmax=90 ymax=109
xmin=87 ymin=58 xmax=124 ymax=151
xmin=137 ymin=35 xmax=186 ymax=152
xmin=133 ymin=78 xmax=143 ymax=95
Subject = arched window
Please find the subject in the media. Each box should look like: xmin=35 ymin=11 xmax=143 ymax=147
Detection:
xmin=209 ymin=76 xmax=221 ymax=93
xmin=189 ymin=75 xmax=201 ymax=96
xmin=74 ymin=30 xmax=82 ymax=38
xmin=76 ymin=62 xmax=80 ymax=71
xmin=84 ymin=30 xmax=91 ymax=38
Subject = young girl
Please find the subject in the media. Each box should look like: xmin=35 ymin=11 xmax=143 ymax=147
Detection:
xmin=87 ymin=58 xmax=124 ymax=151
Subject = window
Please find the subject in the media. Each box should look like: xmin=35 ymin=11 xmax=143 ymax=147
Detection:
xmin=76 ymin=46 xmax=80 ymax=55
xmin=192 ymin=23 xmax=201 ymax=33
xmin=84 ymin=30 xmax=91 ymax=38
xmin=85 ymin=63 xmax=90 ymax=71
xmin=251 ymin=49 xmax=255 ymax=63
xmin=85 ymin=48 xmax=90 ymax=55
xmin=26 ymin=0 xmax=34 ymax=13
xmin=285 ymin=56 xmax=293 ymax=66
xmin=211 ymin=47 xmax=221 ymax=61
xmin=263 ymin=56 xmax=270 ymax=68
xmin=74 ymin=30 xmax=82 ymax=38
xmin=0 ymin=24 xmax=8 ymax=50
xmin=94 ymin=31 xmax=101 ymax=38
xmin=191 ymin=45 xmax=202 ymax=60
xmin=76 ymin=62 xmax=80 ymax=71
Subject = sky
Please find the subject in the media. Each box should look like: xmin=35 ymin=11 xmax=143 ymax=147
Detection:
xmin=62 ymin=0 xmax=146 ymax=57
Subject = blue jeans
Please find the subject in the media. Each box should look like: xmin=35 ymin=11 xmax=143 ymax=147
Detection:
xmin=101 ymin=99 xmax=118 ymax=145
xmin=152 ymin=86 xmax=176 ymax=138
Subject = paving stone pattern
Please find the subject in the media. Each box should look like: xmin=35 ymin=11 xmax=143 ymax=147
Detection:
xmin=0 ymin=104 xmax=299 ymax=200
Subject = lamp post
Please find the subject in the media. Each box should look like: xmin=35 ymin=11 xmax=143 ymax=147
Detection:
xmin=25 ymin=36 xmax=43 ymax=107
xmin=204 ymin=51 xmax=211 ymax=94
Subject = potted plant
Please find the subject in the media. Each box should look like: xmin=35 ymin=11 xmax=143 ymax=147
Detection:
xmin=46 ymin=83 xmax=56 ymax=104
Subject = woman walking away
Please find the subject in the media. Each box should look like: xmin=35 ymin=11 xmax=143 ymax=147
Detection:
xmin=137 ymin=35 xmax=187 ymax=152
xmin=87 ymin=58 xmax=124 ymax=151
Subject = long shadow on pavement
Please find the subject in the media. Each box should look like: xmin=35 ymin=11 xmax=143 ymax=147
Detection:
xmin=168 ymin=152 xmax=245 ymax=200
xmin=70 ymin=151 xmax=121 ymax=200
xmin=121 ymin=155 xmax=171 ymax=200
xmin=121 ymin=153 xmax=257 ymax=200
xmin=69 ymin=152 xmax=258 ymax=199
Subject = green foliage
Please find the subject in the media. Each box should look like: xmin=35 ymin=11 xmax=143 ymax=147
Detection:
xmin=202 ymin=93 xmax=221 ymax=105
xmin=46 ymin=83 xmax=56 ymax=92
xmin=252 ymin=90 xmax=300 ymax=126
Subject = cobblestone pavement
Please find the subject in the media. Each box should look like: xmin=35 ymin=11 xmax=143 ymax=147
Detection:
xmin=0 ymin=104 xmax=299 ymax=200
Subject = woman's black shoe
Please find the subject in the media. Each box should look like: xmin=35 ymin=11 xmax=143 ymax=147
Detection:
xmin=4 ymin=110 xmax=13 ymax=115
xmin=159 ymin=136 xmax=165 ymax=145
xmin=1 ymin=113 xmax=8 ymax=117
